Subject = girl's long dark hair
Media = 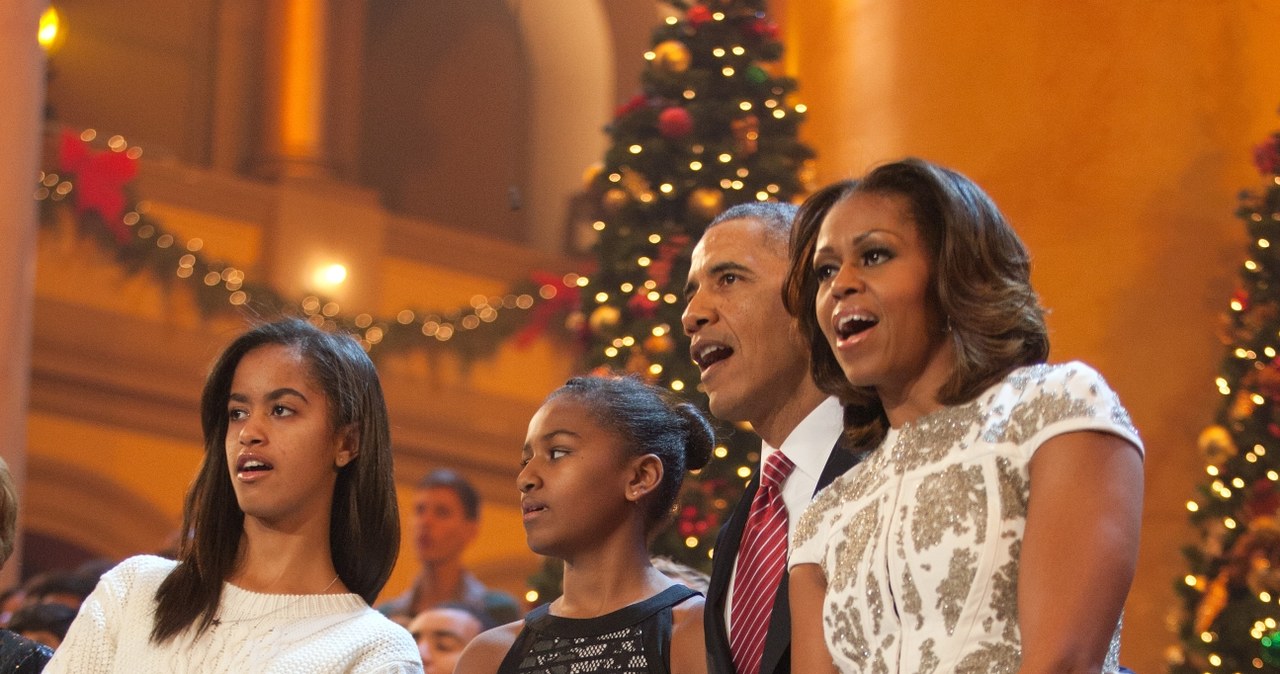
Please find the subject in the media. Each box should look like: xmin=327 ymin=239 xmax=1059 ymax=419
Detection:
xmin=151 ymin=318 xmax=400 ymax=643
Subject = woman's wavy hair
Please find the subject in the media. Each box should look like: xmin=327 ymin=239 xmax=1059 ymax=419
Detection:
xmin=782 ymin=158 xmax=1049 ymax=448
xmin=548 ymin=375 xmax=714 ymax=535
xmin=151 ymin=318 xmax=400 ymax=643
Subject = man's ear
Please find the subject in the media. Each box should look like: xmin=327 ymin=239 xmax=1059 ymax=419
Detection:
xmin=625 ymin=454 xmax=664 ymax=503
xmin=335 ymin=425 xmax=360 ymax=468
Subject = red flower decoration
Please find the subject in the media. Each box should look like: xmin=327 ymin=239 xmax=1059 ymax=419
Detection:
xmin=614 ymin=93 xmax=649 ymax=120
xmin=58 ymin=130 xmax=138 ymax=245
xmin=1257 ymin=135 xmax=1280 ymax=176
xmin=512 ymin=271 xmax=582 ymax=348
xmin=687 ymin=5 xmax=713 ymax=26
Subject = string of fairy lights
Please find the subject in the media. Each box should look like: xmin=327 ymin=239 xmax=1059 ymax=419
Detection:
xmin=1175 ymin=167 xmax=1280 ymax=671
xmin=36 ymin=128 xmax=577 ymax=356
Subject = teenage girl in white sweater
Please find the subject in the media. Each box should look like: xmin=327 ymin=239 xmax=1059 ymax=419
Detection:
xmin=48 ymin=319 xmax=422 ymax=673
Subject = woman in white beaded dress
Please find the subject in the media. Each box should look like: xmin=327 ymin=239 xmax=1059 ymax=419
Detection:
xmin=47 ymin=318 xmax=422 ymax=673
xmin=782 ymin=159 xmax=1144 ymax=674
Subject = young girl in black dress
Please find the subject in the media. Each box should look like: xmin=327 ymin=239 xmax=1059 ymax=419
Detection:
xmin=456 ymin=375 xmax=712 ymax=674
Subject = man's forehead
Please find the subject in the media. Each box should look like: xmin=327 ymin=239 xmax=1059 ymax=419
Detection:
xmin=692 ymin=220 xmax=785 ymax=268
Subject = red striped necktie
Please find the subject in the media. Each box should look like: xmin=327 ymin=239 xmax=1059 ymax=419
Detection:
xmin=729 ymin=450 xmax=796 ymax=674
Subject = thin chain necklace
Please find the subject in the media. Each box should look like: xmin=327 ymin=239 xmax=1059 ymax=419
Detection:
xmin=211 ymin=574 xmax=341 ymax=628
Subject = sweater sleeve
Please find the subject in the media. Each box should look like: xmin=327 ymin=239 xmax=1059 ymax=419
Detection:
xmin=360 ymin=660 xmax=427 ymax=674
xmin=44 ymin=556 xmax=164 ymax=673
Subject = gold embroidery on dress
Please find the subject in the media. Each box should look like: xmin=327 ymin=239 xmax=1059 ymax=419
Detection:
xmin=827 ymin=595 xmax=870 ymax=669
xmin=988 ymin=389 xmax=1093 ymax=446
xmin=954 ymin=641 xmax=1021 ymax=673
xmin=912 ymin=464 xmax=988 ymax=552
xmin=937 ymin=548 xmax=979 ymax=635
xmin=892 ymin=404 xmax=983 ymax=472
xmin=901 ymin=564 xmax=924 ymax=631
xmin=989 ymin=540 xmax=1020 ymax=642
xmin=867 ymin=569 xmax=883 ymax=635
xmin=830 ymin=503 xmax=878 ymax=592
xmin=916 ymin=637 xmax=940 ymax=674
xmin=995 ymin=457 xmax=1028 ymax=522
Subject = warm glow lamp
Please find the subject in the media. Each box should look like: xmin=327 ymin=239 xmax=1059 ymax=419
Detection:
xmin=38 ymin=6 xmax=65 ymax=55
xmin=311 ymin=263 xmax=347 ymax=292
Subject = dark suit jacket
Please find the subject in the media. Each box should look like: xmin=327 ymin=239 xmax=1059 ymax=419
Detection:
xmin=705 ymin=440 xmax=862 ymax=674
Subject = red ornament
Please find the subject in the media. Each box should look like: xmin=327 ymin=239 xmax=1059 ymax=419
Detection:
xmin=658 ymin=106 xmax=694 ymax=139
xmin=614 ymin=93 xmax=649 ymax=120
xmin=646 ymin=234 xmax=690 ymax=287
xmin=747 ymin=17 xmax=780 ymax=40
xmin=687 ymin=4 xmax=713 ymax=26
xmin=627 ymin=291 xmax=659 ymax=318
xmin=1248 ymin=479 xmax=1280 ymax=521
xmin=58 ymin=130 xmax=139 ymax=245
xmin=1234 ymin=287 xmax=1251 ymax=312
xmin=1257 ymin=134 xmax=1280 ymax=176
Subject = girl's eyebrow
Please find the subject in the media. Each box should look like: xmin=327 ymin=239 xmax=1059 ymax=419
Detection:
xmin=228 ymin=387 xmax=309 ymax=404
xmin=523 ymin=429 xmax=581 ymax=451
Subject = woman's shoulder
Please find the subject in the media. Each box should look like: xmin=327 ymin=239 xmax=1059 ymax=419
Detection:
xmin=340 ymin=607 xmax=423 ymax=671
xmin=455 ymin=620 xmax=522 ymax=674
xmin=998 ymin=360 xmax=1121 ymax=399
xmin=99 ymin=555 xmax=178 ymax=593
xmin=990 ymin=361 xmax=1142 ymax=449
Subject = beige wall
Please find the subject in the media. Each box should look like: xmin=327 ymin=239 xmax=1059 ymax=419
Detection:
xmin=785 ymin=1 xmax=1280 ymax=670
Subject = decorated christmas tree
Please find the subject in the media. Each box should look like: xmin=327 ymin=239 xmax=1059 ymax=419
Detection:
xmin=1170 ymin=131 xmax=1280 ymax=673
xmin=565 ymin=0 xmax=813 ymax=574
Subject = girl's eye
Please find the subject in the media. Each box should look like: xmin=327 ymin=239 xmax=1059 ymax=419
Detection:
xmin=519 ymin=457 xmax=531 ymax=468
xmin=550 ymin=448 xmax=570 ymax=460
xmin=272 ymin=405 xmax=294 ymax=417
xmin=228 ymin=408 xmax=247 ymax=421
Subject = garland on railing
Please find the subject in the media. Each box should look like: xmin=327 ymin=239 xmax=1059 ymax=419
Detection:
xmin=36 ymin=127 xmax=580 ymax=359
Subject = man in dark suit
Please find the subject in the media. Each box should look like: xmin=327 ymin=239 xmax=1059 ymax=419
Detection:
xmin=682 ymin=202 xmax=861 ymax=674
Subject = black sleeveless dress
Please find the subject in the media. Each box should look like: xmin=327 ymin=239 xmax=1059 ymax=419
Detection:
xmin=496 ymin=584 xmax=700 ymax=674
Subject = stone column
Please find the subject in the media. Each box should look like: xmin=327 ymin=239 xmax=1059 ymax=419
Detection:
xmin=257 ymin=0 xmax=332 ymax=179
xmin=0 ymin=0 xmax=47 ymax=587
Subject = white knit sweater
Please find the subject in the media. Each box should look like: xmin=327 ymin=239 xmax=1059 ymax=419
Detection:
xmin=45 ymin=555 xmax=423 ymax=673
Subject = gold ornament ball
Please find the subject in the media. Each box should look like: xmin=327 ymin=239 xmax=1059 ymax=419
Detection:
xmin=652 ymin=40 xmax=692 ymax=74
xmin=602 ymin=188 xmax=630 ymax=214
xmin=1198 ymin=424 xmax=1237 ymax=464
xmin=687 ymin=187 xmax=725 ymax=220
xmin=589 ymin=305 xmax=622 ymax=333
xmin=644 ymin=333 xmax=675 ymax=355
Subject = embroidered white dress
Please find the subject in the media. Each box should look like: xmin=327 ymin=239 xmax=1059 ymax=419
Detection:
xmin=789 ymin=362 xmax=1143 ymax=673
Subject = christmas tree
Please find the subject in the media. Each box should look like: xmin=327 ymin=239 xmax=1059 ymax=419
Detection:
xmin=1171 ymin=131 xmax=1280 ymax=673
xmin=567 ymin=0 xmax=813 ymax=574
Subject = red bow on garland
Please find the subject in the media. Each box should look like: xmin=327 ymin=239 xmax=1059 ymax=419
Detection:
xmin=58 ymin=129 xmax=138 ymax=245
xmin=512 ymin=271 xmax=582 ymax=348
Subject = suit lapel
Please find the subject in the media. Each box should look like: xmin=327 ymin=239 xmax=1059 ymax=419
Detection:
xmin=706 ymin=476 xmax=758 ymax=673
